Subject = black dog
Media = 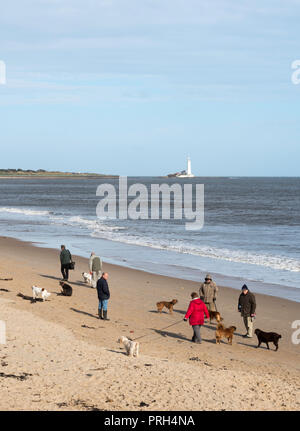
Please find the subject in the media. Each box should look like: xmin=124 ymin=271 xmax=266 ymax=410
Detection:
xmin=59 ymin=281 xmax=73 ymax=297
xmin=255 ymin=328 xmax=282 ymax=351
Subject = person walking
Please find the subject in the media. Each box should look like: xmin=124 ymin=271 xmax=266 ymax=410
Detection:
xmin=238 ymin=284 xmax=256 ymax=338
xmin=89 ymin=252 xmax=102 ymax=288
xmin=60 ymin=245 xmax=72 ymax=281
xmin=96 ymin=272 xmax=110 ymax=321
xmin=184 ymin=292 xmax=210 ymax=344
xmin=199 ymin=274 xmax=218 ymax=313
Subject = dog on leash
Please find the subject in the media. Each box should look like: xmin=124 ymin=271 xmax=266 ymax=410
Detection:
xmin=82 ymin=272 xmax=92 ymax=285
xmin=156 ymin=299 xmax=178 ymax=314
xmin=255 ymin=329 xmax=282 ymax=351
xmin=32 ymin=285 xmax=51 ymax=302
xmin=59 ymin=281 xmax=73 ymax=296
xmin=208 ymin=310 xmax=223 ymax=324
xmin=118 ymin=336 xmax=139 ymax=357
xmin=215 ymin=323 xmax=236 ymax=345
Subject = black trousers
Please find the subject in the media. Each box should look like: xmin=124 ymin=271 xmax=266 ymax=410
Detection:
xmin=61 ymin=263 xmax=69 ymax=280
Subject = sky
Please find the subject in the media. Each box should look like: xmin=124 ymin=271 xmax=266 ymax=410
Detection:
xmin=0 ymin=0 xmax=300 ymax=176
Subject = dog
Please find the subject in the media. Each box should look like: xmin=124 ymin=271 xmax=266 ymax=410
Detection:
xmin=156 ymin=299 xmax=178 ymax=314
xmin=82 ymin=272 xmax=92 ymax=284
xmin=59 ymin=281 xmax=73 ymax=297
xmin=215 ymin=323 xmax=236 ymax=345
xmin=208 ymin=310 xmax=223 ymax=324
xmin=255 ymin=329 xmax=282 ymax=351
xmin=32 ymin=285 xmax=51 ymax=302
xmin=118 ymin=336 xmax=139 ymax=357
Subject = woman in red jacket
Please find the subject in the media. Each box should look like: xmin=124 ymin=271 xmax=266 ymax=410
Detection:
xmin=184 ymin=292 xmax=210 ymax=344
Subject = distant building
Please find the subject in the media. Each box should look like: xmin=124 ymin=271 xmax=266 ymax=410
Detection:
xmin=167 ymin=156 xmax=195 ymax=178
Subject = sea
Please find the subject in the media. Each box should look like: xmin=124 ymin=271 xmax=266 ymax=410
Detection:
xmin=0 ymin=176 xmax=299 ymax=302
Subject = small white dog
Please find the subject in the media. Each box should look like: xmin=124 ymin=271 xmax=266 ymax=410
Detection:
xmin=32 ymin=285 xmax=51 ymax=301
xmin=82 ymin=272 xmax=92 ymax=285
xmin=118 ymin=336 xmax=139 ymax=358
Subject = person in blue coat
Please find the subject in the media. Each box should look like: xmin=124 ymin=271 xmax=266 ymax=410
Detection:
xmin=96 ymin=272 xmax=110 ymax=320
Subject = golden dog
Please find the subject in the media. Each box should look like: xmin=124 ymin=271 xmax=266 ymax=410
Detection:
xmin=215 ymin=323 xmax=236 ymax=345
xmin=156 ymin=299 xmax=178 ymax=314
xmin=209 ymin=310 xmax=223 ymax=324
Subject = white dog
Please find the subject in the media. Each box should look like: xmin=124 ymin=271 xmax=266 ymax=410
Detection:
xmin=32 ymin=285 xmax=51 ymax=301
xmin=82 ymin=272 xmax=92 ymax=285
xmin=118 ymin=336 xmax=139 ymax=357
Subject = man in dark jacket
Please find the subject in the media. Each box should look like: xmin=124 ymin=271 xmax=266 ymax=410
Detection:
xmin=96 ymin=272 xmax=110 ymax=320
xmin=60 ymin=245 xmax=72 ymax=281
xmin=238 ymin=284 xmax=256 ymax=338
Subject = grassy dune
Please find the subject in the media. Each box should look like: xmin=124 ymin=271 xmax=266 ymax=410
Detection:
xmin=0 ymin=169 xmax=117 ymax=178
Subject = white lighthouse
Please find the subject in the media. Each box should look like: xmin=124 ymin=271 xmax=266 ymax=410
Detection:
xmin=187 ymin=156 xmax=192 ymax=176
xmin=167 ymin=156 xmax=195 ymax=178
xmin=173 ymin=156 xmax=195 ymax=178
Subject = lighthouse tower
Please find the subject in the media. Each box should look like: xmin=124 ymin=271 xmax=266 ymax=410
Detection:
xmin=168 ymin=155 xmax=195 ymax=177
xmin=187 ymin=156 xmax=192 ymax=176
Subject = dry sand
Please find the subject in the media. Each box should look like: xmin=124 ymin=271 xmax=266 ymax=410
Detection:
xmin=0 ymin=236 xmax=299 ymax=411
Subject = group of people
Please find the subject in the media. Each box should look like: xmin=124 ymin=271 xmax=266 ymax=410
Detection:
xmin=59 ymin=245 xmax=111 ymax=320
xmin=184 ymin=274 xmax=257 ymax=344
xmin=60 ymin=246 xmax=257 ymax=342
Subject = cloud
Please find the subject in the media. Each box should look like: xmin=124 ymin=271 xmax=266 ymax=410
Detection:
xmin=2 ymin=0 xmax=298 ymax=39
xmin=0 ymin=69 xmax=171 ymax=106
xmin=1 ymin=0 xmax=300 ymax=106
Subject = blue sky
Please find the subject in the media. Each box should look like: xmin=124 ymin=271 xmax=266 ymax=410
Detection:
xmin=0 ymin=0 xmax=300 ymax=176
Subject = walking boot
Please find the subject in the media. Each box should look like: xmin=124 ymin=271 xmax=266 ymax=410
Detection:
xmin=103 ymin=310 xmax=110 ymax=321
xmin=98 ymin=308 xmax=103 ymax=320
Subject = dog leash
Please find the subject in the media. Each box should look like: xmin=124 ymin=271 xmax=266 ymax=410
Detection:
xmin=213 ymin=299 xmax=218 ymax=313
xmin=132 ymin=319 xmax=184 ymax=341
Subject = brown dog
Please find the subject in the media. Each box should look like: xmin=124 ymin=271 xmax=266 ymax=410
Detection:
xmin=209 ymin=311 xmax=223 ymax=324
xmin=156 ymin=299 xmax=178 ymax=314
xmin=215 ymin=323 xmax=236 ymax=345
xmin=255 ymin=329 xmax=282 ymax=351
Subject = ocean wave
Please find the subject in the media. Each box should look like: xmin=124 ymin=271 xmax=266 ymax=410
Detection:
xmin=50 ymin=215 xmax=125 ymax=232
xmin=91 ymin=229 xmax=300 ymax=273
xmin=69 ymin=216 xmax=125 ymax=232
xmin=0 ymin=207 xmax=51 ymax=216
xmin=1 ymin=206 xmax=298 ymax=273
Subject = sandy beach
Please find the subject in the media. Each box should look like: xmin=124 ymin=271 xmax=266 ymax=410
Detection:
xmin=0 ymin=236 xmax=299 ymax=411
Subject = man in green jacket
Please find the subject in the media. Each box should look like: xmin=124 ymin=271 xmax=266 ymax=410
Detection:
xmin=60 ymin=245 xmax=72 ymax=281
xmin=89 ymin=252 xmax=102 ymax=288
xmin=238 ymin=284 xmax=256 ymax=338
